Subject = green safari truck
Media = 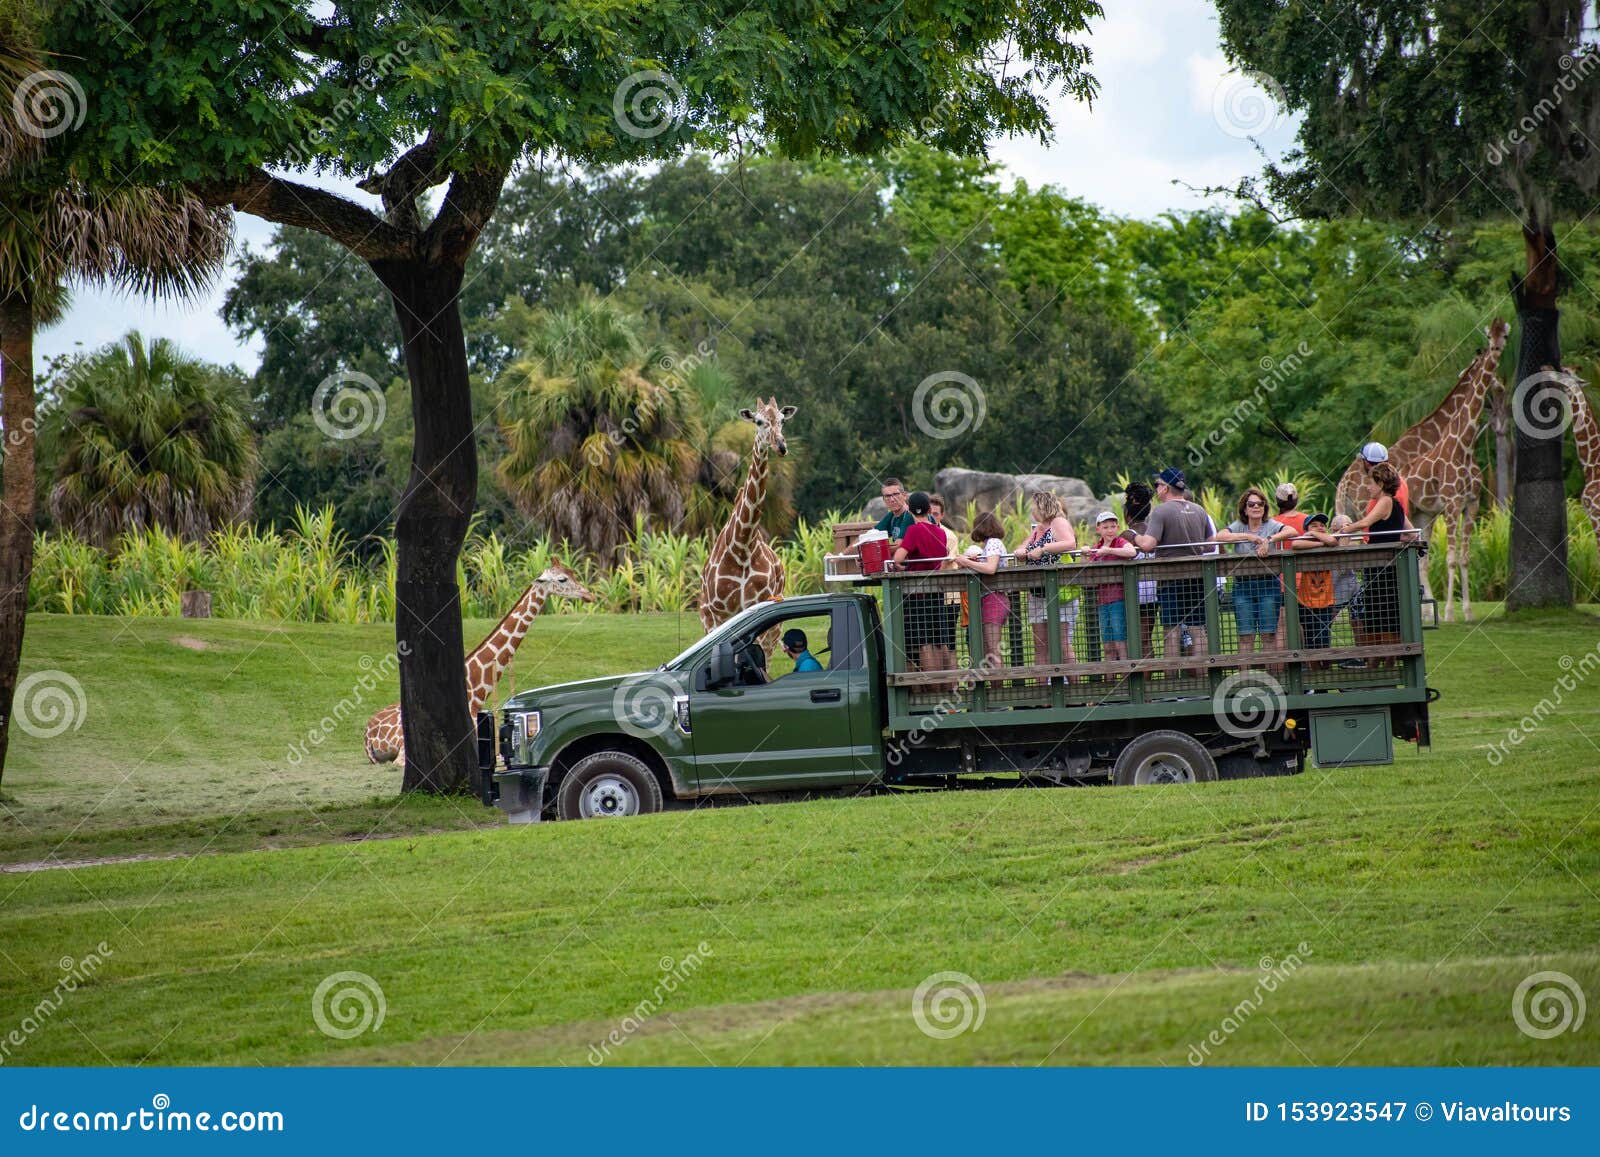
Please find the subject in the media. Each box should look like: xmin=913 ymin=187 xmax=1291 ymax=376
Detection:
xmin=480 ymin=541 xmax=1435 ymax=822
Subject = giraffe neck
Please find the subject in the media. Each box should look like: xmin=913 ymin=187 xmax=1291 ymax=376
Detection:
xmin=466 ymin=584 xmax=550 ymax=714
xmin=724 ymin=440 xmax=770 ymax=548
xmin=1573 ymin=385 xmax=1600 ymax=471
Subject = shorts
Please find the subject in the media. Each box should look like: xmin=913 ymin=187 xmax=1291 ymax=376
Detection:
xmin=1025 ymin=593 xmax=1080 ymax=630
xmin=1098 ymin=600 xmax=1127 ymax=643
xmin=1298 ymin=604 xmax=1335 ymax=650
xmin=904 ymin=592 xmax=943 ymax=650
xmin=937 ymin=601 xmax=959 ymax=649
xmin=1156 ymin=578 xmax=1206 ymax=629
xmin=1231 ymin=575 xmax=1282 ymax=636
xmin=979 ymin=591 xmax=1010 ymax=626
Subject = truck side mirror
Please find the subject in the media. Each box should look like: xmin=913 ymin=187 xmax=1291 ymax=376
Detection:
xmin=708 ymin=641 xmax=735 ymax=689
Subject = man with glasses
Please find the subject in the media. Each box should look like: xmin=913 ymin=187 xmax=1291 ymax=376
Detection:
xmin=873 ymin=478 xmax=916 ymax=546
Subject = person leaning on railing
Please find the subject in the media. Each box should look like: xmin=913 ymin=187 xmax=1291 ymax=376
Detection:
xmin=1014 ymin=491 xmax=1081 ymax=677
xmin=1211 ymin=486 xmax=1298 ymax=659
xmin=1122 ymin=480 xmax=1161 ymax=662
xmin=890 ymin=490 xmax=956 ymax=690
xmin=1342 ymin=462 xmax=1412 ymax=660
xmin=1132 ymin=467 xmax=1213 ymax=678
xmin=1285 ymin=512 xmax=1340 ymax=669
xmin=929 ymin=494 xmax=963 ymax=674
xmin=951 ymin=510 xmax=1011 ymax=671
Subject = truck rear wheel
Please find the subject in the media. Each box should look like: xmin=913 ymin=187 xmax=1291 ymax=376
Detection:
xmin=556 ymin=751 xmax=664 ymax=820
xmin=1113 ymin=731 xmax=1218 ymax=786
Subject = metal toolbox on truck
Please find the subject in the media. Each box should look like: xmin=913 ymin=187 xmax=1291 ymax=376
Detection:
xmin=1311 ymin=708 xmax=1393 ymax=767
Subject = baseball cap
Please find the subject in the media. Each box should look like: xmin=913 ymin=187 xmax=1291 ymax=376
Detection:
xmin=1094 ymin=510 xmax=1118 ymax=524
xmin=1152 ymin=467 xmax=1187 ymax=488
xmin=1305 ymin=511 xmax=1329 ymax=527
xmin=1274 ymin=482 xmax=1298 ymax=502
xmin=1359 ymin=441 xmax=1388 ymax=464
xmin=907 ymin=490 xmax=932 ymax=516
xmin=781 ymin=628 xmax=808 ymax=651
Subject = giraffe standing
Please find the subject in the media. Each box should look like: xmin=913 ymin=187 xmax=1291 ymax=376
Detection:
xmin=1565 ymin=370 xmax=1600 ymax=549
xmin=1335 ymin=319 xmax=1510 ymax=622
xmin=364 ymin=561 xmax=595 ymax=764
xmin=698 ymin=398 xmax=796 ymax=641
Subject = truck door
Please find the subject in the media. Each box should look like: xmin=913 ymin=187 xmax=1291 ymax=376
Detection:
xmin=689 ymin=606 xmax=876 ymax=793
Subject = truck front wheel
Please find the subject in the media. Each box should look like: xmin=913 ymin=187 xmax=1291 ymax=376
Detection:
xmin=1113 ymin=731 xmax=1218 ymax=786
xmin=556 ymin=752 xmax=665 ymax=820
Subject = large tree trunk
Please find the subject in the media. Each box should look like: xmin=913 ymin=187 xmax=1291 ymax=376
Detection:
xmin=0 ymin=292 xmax=38 ymax=788
xmin=1507 ymin=225 xmax=1571 ymax=611
xmin=1490 ymin=380 xmax=1514 ymax=508
xmin=370 ymin=257 xmax=478 ymax=793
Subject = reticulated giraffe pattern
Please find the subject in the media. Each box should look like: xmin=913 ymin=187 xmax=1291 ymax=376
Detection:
xmin=1335 ymin=319 xmax=1509 ymax=621
xmin=698 ymin=398 xmax=797 ymax=646
xmin=364 ymin=560 xmax=595 ymax=764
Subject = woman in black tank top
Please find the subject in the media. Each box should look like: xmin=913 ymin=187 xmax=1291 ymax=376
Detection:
xmin=1346 ymin=463 xmax=1408 ymax=648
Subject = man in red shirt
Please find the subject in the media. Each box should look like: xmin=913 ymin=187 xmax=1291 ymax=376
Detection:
xmin=892 ymin=492 xmax=954 ymax=687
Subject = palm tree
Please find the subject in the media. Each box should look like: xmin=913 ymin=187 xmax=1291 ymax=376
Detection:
xmin=496 ymin=296 xmax=703 ymax=561
xmin=0 ymin=12 xmax=232 ymax=782
xmin=48 ymin=333 xmax=257 ymax=547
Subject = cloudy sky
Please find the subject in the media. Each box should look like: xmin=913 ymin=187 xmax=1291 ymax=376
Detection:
xmin=37 ymin=0 xmax=1299 ymax=372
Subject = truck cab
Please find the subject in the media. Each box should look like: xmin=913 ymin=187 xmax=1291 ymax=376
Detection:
xmin=490 ymin=594 xmax=889 ymax=821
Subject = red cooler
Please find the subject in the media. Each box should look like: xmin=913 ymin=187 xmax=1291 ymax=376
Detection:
xmin=859 ymin=537 xmax=890 ymax=575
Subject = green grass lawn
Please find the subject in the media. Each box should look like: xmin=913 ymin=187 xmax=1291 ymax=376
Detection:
xmin=0 ymin=606 xmax=1597 ymax=1066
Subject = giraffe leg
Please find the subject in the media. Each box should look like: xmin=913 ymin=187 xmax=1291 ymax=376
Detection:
xmin=1457 ymin=509 xmax=1474 ymax=622
xmin=1440 ymin=515 xmax=1455 ymax=623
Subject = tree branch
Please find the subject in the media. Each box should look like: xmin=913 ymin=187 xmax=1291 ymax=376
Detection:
xmin=358 ymin=132 xmax=446 ymax=232
xmin=422 ymin=157 xmax=514 ymax=265
xmin=196 ymin=169 xmax=412 ymax=261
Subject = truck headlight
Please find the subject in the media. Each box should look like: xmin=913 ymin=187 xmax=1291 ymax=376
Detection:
xmin=509 ymin=710 xmax=541 ymax=763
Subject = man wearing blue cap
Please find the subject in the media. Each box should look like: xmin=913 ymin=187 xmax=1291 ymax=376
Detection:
xmin=1133 ymin=467 xmax=1214 ymax=675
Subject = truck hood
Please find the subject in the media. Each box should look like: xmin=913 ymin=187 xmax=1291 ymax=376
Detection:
xmin=503 ymin=671 xmax=682 ymax=711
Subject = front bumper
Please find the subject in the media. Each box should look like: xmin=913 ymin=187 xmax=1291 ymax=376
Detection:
xmin=492 ymin=766 xmax=551 ymax=824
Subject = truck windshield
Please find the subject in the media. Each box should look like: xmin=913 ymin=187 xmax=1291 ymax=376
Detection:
xmin=658 ymin=602 xmax=777 ymax=670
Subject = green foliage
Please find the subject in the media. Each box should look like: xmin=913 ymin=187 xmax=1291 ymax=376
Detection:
xmin=46 ymin=332 xmax=257 ymax=547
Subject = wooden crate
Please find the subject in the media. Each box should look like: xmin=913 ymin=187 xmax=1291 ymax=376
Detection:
xmin=829 ymin=520 xmax=876 ymax=577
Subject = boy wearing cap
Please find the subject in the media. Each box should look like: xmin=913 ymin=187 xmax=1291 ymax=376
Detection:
xmin=1088 ymin=512 xmax=1137 ymax=662
xmin=1286 ymin=513 xmax=1340 ymax=665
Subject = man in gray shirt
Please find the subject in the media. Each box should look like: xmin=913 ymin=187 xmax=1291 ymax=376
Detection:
xmin=1133 ymin=467 xmax=1214 ymax=673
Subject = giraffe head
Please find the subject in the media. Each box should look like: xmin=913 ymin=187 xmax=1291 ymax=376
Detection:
xmin=738 ymin=398 xmax=797 ymax=458
xmin=1487 ymin=318 xmax=1510 ymax=351
xmin=533 ymin=558 xmax=596 ymax=603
